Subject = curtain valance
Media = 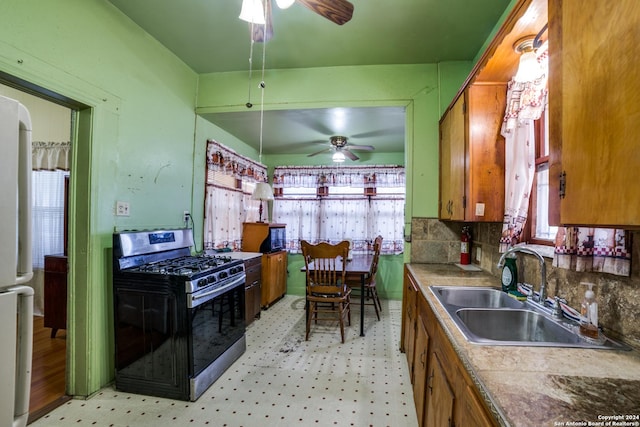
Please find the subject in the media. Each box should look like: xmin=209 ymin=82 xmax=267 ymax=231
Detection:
xmin=206 ymin=139 xmax=267 ymax=183
xmin=32 ymin=141 xmax=70 ymax=171
xmin=272 ymin=165 xmax=405 ymax=189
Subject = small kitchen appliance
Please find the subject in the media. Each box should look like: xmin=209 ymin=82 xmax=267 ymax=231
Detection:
xmin=112 ymin=228 xmax=246 ymax=401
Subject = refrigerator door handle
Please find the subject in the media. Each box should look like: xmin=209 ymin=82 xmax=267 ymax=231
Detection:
xmin=16 ymin=104 xmax=33 ymax=285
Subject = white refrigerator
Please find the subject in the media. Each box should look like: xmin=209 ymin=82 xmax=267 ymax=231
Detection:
xmin=0 ymin=95 xmax=35 ymax=427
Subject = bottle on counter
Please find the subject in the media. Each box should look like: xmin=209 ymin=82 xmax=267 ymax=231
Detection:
xmin=579 ymin=282 xmax=599 ymax=339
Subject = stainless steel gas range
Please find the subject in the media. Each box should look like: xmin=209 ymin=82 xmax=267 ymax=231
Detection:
xmin=112 ymin=228 xmax=246 ymax=401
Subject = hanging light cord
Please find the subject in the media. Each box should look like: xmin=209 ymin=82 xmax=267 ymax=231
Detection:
xmin=246 ymin=23 xmax=255 ymax=108
xmin=258 ymin=2 xmax=268 ymax=165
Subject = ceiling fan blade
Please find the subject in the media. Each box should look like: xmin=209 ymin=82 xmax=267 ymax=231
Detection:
xmin=252 ymin=0 xmax=274 ymax=42
xmin=296 ymin=0 xmax=354 ymax=25
xmin=307 ymin=147 xmax=331 ymax=157
xmin=343 ymin=149 xmax=359 ymax=161
xmin=350 ymin=126 xmax=405 ymax=139
xmin=348 ymin=144 xmax=375 ymax=151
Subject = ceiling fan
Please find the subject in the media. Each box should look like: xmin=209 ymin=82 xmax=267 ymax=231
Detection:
xmin=241 ymin=0 xmax=355 ymax=43
xmin=308 ymin=135 xmax=375 ymax=161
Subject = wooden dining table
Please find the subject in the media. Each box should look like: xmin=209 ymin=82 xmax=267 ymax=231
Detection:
xmin=301 ymin=254 xmax=373 ymax=337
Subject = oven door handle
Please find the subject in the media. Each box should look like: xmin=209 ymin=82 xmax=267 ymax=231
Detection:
xmin=189 ymin=274 xmax=245 ymax=308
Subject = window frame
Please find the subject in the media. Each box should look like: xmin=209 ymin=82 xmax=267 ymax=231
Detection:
xmin=526 ymin=103 xmax=556 ymax=246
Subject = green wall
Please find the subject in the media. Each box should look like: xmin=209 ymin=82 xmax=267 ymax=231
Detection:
xmin=0 ymin=0 xmax=512 ymax=399
xmin=0 ymin=0 xmax=198 ymax=397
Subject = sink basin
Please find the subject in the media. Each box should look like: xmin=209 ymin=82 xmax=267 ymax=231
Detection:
xmin=429 ymin=286 xmax=630 ymax=350
xmin=453 ymin=308 xmax=629 ymax=349
xmin=456 ymin=308 xmax=584 ymax=344
xmin=432 ymin=286 xmax=524 ymax=309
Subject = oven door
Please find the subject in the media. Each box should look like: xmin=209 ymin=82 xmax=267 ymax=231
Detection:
xmin=187 ymin=274 xmax=246 ymax=377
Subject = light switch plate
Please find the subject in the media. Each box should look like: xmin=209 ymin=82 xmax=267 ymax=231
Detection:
xmin=475 ymin=203 xmax=485 ymax=216
xmin=116 ymin=201 xmax=130 ymax=216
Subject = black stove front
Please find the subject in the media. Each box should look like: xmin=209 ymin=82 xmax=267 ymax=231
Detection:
xmin=112 ymin=229 xmax=246 ymax=401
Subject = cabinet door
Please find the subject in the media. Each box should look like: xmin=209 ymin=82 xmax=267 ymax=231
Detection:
xmin=402 ymin=270 xmax=418 ymax=376
xmin=261 ymin=251 xmax=287 ymax=307
xmin=549 ymin=0 xmax=640 ymax=226
xmin=425 ymin=352 xmax=455 ymax=427
xmin=457 ymin=383 xmax=496 ymax=427
xmin=466 ymin=84 xmax=506 ymax=222
xmin=413 ymin=313 xmax=430 ymax=427
xmin=439 ymin=95 xmax=466 ymax=220
xmin=275 ymin=251 xmax=287 ymax=297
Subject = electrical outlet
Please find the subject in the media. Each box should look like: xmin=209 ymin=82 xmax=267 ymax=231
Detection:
xmin=116 ymin=201 xmax=130 ymax=216
xmin=476 ymin=246 xmax=482 ymax=262
xmin=183 ymin=210 xmax=190 ymax=223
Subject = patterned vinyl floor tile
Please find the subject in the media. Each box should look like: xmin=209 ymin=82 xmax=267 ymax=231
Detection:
xmin=31 ymin=295 xmax=418 ymax=427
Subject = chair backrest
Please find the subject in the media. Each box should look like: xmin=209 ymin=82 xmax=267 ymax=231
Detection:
xmin=301 ymin=240 xmax=350 ymax=296
xmin=369 ymin=235 xmax=383 ymax=277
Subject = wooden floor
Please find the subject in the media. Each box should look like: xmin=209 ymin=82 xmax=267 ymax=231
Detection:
xmin=28 ymin=316 xmax=70 ymax=424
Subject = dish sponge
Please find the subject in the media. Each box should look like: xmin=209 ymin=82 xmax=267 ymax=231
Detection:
xmin=507 ymin=290 xmax=527 ymax=301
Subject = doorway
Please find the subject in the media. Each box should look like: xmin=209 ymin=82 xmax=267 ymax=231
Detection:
xmin=0 ymin=79 xmax=83 ymax=422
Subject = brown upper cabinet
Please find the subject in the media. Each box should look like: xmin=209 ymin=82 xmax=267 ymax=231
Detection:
xmin=439 ymin=0 xmax=547 ymax=223
xmin=439 ymin=84 xmax=506 ymax=222
xmin=548 ymin=0 xmax=640 ymax=228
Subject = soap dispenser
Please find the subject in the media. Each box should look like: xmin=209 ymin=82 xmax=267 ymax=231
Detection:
xmin=579 ymin=282 xmax=599 ymax=339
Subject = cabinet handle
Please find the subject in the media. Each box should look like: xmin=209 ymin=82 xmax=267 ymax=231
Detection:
xmin=427 ymin=369 xmax=434 ymax=395
xmin=420 ymin=349 xmax=426 ymax=368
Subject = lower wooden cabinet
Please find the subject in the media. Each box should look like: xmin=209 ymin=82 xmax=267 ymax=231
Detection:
xmin=413 ymin=310 xmax=430 ymax=426
xmin=402 ymin=266 xmax=498 ymax=427
xmin=44 ymin=254 xmax=68 ymax=338
xmin=244 ymin=256 xmax=262 ymax=326
xmin=425 ymin=351 xmax=455 ymax=427
xmin=401 ymin=269 xmax=419 ymax=377
xmin=261 ymin=250 xmax=287 ymax=308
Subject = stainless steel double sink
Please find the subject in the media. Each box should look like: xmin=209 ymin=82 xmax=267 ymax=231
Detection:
xmin=430 ymin=286 xmax=629 ymax=350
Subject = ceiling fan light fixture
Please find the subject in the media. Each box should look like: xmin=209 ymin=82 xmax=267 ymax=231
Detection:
xmin=275 ymin=0 xmax=295 ymax=9
xmin=332 ymin=151 xmax=346 ymax=162
xmin=239 ymin=0 xmax=266 ymax=25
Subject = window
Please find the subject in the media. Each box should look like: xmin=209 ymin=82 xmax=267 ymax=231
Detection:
xmin=272 ymin=165 xmax=405 ymax=254
xmin=203 ymin=140 xmax=267 ymax=251
xmin=527 ymin=100 xmax=558 ymax=244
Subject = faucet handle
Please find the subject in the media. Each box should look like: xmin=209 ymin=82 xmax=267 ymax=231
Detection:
xmin=552 ymin=296 xmax=564 ymax=319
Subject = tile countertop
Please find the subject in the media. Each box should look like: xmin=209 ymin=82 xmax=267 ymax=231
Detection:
xmin=407 ymin=263 xmax=640 ymax=427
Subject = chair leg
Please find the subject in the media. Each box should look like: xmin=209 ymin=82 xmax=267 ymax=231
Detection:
xmin=371 ymin=289 xmax=380 ymax=321
xmin=306 ymin=301 xmax=313 ymax=341
xmin=339 ymin=302 xmax=345 ymax=343
xmin=372 ymin=287 xmax=382 ymax=313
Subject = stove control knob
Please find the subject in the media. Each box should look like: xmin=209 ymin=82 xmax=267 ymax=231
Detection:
xmin=207 ymin=275 xmax=216 ymax=283
xmin=198 ymin=278 xmax=208 ymax=288
xmin=219 ymin=271 xmax=228 ymax=279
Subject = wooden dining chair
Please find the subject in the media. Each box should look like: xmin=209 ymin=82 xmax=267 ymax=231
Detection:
xmin=301 ymin=240 xmax=351 ymax=343
xmin=347 ymin=235 xmax=383 ymax=320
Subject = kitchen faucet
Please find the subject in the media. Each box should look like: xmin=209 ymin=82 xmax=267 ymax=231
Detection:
xmin=497 ymin=246 xmax=547 ymax=303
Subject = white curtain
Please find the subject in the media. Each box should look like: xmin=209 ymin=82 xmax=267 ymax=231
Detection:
xmin=203 ymin=140 xmax=267 ymax=251
xmin=32 ymin=141 xmax=70 ymax=170
xmin=499 ymin=41 xmax=548 ymax=252
xmin=272 ymin=165 xmax=405 ymax=254
xmin=32 ymin=171 xmax=68 ymax=268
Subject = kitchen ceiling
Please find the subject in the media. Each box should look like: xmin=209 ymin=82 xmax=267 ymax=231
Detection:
xmin=107 ymin=0 xmax=512 ymax=157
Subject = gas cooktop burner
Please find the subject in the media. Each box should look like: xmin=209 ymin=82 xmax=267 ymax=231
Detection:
xmin=131 ymin=255 xmax=234 ymax=276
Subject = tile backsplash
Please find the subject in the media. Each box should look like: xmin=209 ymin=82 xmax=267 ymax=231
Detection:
xmin=410 ymin=218 xmax=640 ymax=349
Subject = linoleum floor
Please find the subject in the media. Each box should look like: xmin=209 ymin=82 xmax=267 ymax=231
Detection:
xmin=31 ymin=295 xmax=418 ymax=427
